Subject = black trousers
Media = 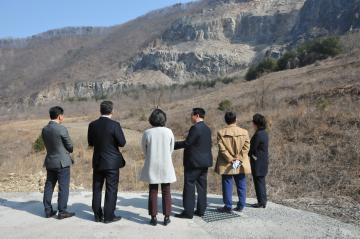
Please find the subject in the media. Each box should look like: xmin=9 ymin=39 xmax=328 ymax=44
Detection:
xmin=43 ymin=167 xmax=70 ymax=214
xmin=183 ymin=167 xmax=208 ymax=216
xmin=92 ymin=169 xmax=119 ymax=221
xmin=253 ymin=175 xmax=267 ymax=205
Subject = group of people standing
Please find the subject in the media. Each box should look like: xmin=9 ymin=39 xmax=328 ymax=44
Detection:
xmin=41 ymin=100 xmax=269 ymax=226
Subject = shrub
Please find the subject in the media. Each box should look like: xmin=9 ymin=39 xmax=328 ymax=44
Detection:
xmin=33 ymin=134 xmax=45 ymax=153
xmin=245 ymin=66 xmax=259 ymax=81
xmin=277 ymin=51 xmax=298 ymax=70
xmin=218 ymin=99 xmax=232 ymax=111
xmin=246 ymin=37 xmax=342 ymax=81
xmin=297 ymin=37 xmax=342 ymax=66
xmin=245 ymin=58 xmax=278 ymax=81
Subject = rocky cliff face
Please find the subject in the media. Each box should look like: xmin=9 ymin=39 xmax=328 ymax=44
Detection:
xmin=292 ymin=0 xmax=360 ymax=40
xmin=1 ymin=0 xmax=360 ymax=106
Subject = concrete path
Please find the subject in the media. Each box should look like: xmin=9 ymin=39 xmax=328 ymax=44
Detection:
xmin=0 ymin=192 xmax=359 ymax=239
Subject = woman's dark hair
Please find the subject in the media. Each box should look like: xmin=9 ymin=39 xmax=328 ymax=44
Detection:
xmin=49 ymin=106 xmax=64 ymax=120
xmin=100 ymin=101 xmax=113 ymax=115
xmin=252 ymin=113 xmax=267 ymax=129
xmin=224 ymin=111 xmax=236 ymax=125
xmin=149 ymin=109 xmax=167 ymax=127
xmin=192 ymin=108 xmax=206 ymax=119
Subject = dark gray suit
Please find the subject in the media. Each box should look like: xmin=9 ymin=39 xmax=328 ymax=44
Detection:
xmin=42 ymin=121 xmax=73 ymax=214
xmin=42 ymin=121 xmax=73 ymax=169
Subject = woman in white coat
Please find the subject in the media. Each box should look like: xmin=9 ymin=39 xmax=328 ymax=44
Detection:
xmin=140 ymin=109 xmax=176 ymax=226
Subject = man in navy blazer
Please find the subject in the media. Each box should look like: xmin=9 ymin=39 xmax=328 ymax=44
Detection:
xmin=174 ymin=108 xmax=213 ymax=219
xmin=88 ymin=101 xmax=126 ymax=223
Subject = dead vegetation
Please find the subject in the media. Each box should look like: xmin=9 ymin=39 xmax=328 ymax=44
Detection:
xmin=0 ymin=40 xmax=360 ymax=225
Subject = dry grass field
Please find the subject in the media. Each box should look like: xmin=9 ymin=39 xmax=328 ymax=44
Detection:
xmin=0 ymin=37 xmax=360 ymax=224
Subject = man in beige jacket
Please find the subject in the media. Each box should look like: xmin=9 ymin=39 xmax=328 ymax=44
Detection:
xmin=215 ymin=111 xmax=250 ymax=213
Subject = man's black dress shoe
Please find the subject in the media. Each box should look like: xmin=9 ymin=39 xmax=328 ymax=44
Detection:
xmin=104 ymin=216 xmax=122 ymax=224
xmin=163 ymin=216 xmax=171 ymax=226
xmin=234 ymin=207 xmax=244 ymax=212
xmin=194 ymin=210 xmax=204 ymax=217
xmin=150 ymin=216 xmax=157 ymax=226
xmin=216 ymin=206 xmax=232 ymax=213
xmin=174 ymin=212 xmax=193 ymax=219
xmin=251 ymin=203 xmax=266 ymax=208
xmin=57 ymin=211 xmax=75 ymax=219
xmin=94 ymin=215 xmax=104 ymax=222
xmin=45 ymin=210 xmax=57 ymax=218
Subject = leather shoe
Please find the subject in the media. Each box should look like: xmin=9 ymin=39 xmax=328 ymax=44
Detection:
xmin=57 ymin=211 xmax=75 ymax=220
xmin=164 ymin=216 xmax=171 ymax=226
xmin=194 ymin=210 xmax=204 ymax=217
xmin=217 ymin=206 xmax=232 ymax=213
xmin=94 ymin=215 xmax=104 ymax=222
xmin=45 ymin=210 xmax=57 ymax=218
xmin=174 ymin=212 xmax=193 ymax=219
xmin=150 ymin=216 xmax=157 ymax=226
xmin=251 ymin=203 xmax=266 ymax=208
xmin=104 ymin=216 xmax=122 ymax=224
xmin=234 ymin=207 xmax=243 ymax=212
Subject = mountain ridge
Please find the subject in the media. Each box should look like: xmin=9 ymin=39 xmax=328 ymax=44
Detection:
xmin=0 ymin=0 xmax=359 ymax=106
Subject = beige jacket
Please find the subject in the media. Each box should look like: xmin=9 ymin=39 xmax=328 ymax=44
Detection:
xmin=215 ymin=124 xmax=251 ymax=175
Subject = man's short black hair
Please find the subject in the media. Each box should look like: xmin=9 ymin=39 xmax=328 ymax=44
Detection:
xmin=253 ymin=113 xmax=267 ymax=129
xmin=149 ymin=109 xmax=167 ymax=127
xmin=192 ymin=108 xmax=206 ymax=119
xmin=49 ymin=106 xmax=64 ymax=120
xmin=100 ymin=101 xmax=113 ymax=115
xmin=224 ymin=111 xmax=237 ymax=125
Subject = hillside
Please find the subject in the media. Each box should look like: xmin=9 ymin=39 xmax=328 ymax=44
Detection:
xmin=0 ymin=33 xmax=359 ymax=225
xmin=1 ymin=0 xmax=359 ymax=106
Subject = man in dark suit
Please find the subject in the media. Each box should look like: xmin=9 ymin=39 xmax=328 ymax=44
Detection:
xmin=174 ymin=108 xmax=213 ymax=219
xmin=42 ymin=106 xmax=75 ymax=219
xmin=88 ymin=101 xmax=126 ymax=223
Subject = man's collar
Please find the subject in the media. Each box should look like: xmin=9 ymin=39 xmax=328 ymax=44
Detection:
xmin=225 ymin=123 xmax=237 ymax=128
xmin=101 ymin=115 xmax=112 ymax=119
xmin=50 ymin=120 xmax=59 ymax=124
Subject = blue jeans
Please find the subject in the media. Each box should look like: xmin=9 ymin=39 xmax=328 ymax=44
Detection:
xmin=43 ymin=167 xmax=70 ymax=213
xmin=222 ymin=174 xmax=246 ymax=209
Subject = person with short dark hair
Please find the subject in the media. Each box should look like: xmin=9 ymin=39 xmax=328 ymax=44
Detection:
xmin=215 ymin=112 xmax=250 ymax=213
xmin=88 ymin=101 xmax=126 ymax=223
xmin=140 ymin=109 xmax=176 ymax=226
xmin=174 ymin=108 xmax=213 ymax=219
xmin=42 ymin=106 xmax=75 ymax=219
xmin=100 ymin=101 xmax=113 ymax=115
xmin=249 ymin=113 xmax=269 ymax=208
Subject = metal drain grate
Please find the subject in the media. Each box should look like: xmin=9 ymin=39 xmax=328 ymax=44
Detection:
xmin=202 ymin=209 xmax=241 ymax=223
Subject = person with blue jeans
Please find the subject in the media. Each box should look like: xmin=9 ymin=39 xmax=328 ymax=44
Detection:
xmin=215 ymin=112 xmax=251 ymax=213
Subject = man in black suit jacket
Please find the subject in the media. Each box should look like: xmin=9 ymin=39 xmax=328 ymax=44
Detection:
xmin=88 ymin=101 xmax=126 ymax=223
xmin=174 ymin=108 xmax=213 ymax=219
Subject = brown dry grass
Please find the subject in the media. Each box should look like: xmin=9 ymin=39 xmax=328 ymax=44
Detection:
xmin=0 ymin=46 xmax=359 ymax=224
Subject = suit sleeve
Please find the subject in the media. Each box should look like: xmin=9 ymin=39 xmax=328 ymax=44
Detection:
xmin=87 ymin=123 xmax=94 ymax=147
xmin=174 ymin=125 xmax=198 ymax=150
xmin=60 ymin=127 xmax=73 ymax=153
xmin=249 ymin=133 xmax=260 ymax=159
xmin=115 ymin=123 xmax=126 ymax=147
xmin=217 ymin=132 xmax=234 ymax=163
